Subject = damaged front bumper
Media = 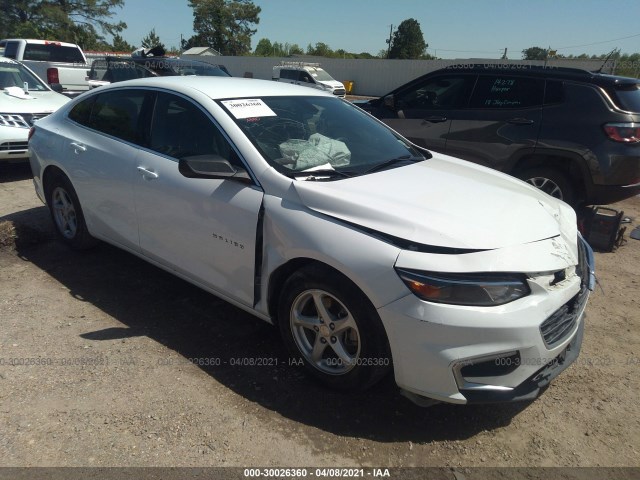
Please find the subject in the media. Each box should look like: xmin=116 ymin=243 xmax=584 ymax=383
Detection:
xmin=380 ymin=235 xmax=595 ymax=406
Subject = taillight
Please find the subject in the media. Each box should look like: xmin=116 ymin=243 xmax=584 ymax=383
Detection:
xmin=47 ymin=67 xmax=60 ymax=85
xmin=28 ymin=127 xmax=36 ymax=141
xmin=603 ymin=122 xmax=640 ymax=143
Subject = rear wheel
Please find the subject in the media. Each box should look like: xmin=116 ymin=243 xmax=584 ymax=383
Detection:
xmin=46 ymin=173 xmax=97 ymax=249
xmin=278 ymin=266 xmax=391 ymax=391
xmin=518 ymin=168 xmax=575 ymax=206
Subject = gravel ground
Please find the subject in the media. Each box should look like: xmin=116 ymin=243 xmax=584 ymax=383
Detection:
xmin=1 ymin=162 xmax=639 ymax=471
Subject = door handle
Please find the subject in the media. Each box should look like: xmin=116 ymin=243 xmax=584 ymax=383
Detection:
xmin=137 ymin=166 xmax=159 ymax=180
xmin=422 ymin=116 xmax=447 ymax=124
xmin=70 ymin=142 xmax=86 ymax=153
xmin=507 ymin=118 xmax=534 ymax=125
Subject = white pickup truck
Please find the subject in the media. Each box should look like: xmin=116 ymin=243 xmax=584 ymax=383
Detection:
xmin=0 ymin=39 xmax=90 ymax=98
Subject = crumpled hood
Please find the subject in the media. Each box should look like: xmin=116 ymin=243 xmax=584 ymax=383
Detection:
xmin=1 ymin=89 xmax=69 ymax=114
xmin=292 ymin=154 xmax=578 ymax=251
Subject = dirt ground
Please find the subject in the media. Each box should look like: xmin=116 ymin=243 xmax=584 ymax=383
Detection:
xmin=1 ymin=162 xmax=639 ymax=470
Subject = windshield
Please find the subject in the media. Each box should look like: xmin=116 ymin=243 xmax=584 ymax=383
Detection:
xmin=310 ymin=69 xmax=335 ymax=82
xmin=219 ymin=96 xmax=426 ymax=178
xmin=0 ymin=62 xmax=48 ymax=91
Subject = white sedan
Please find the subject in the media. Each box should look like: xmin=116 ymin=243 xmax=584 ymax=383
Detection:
xmin=0 ymin=57 xmax=69 ymax=162
xmin=28 ymin=76 xmax=595 ymax=405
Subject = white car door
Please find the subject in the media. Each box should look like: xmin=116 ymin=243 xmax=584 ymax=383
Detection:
xmin=62 ymin=89 xmax=150 ymax=251
xmin=133 ymin=91 xmax=263 ymax=306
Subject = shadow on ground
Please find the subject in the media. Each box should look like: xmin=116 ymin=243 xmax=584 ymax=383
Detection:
xmin=10 ymin=216 xmax=532 ymax=444
xmin=0 ymin=162 xmax=32 ymax=183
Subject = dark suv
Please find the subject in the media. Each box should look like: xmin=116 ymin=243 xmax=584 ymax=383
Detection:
xmin=358 ymin=64 xmax=640 ymax=206
xmin=87 ymin=56 xmax=230 ymax=88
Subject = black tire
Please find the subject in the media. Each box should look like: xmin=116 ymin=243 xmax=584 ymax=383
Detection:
xmin=45 ymin=173 xmax=97 ymax=250
xmin=278 ymin=265 xmax=391 ymax=391
xmin=517 ymin=167 xmax=576 ymax=206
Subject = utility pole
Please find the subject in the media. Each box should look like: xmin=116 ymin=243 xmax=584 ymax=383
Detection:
xmin=501 ymin=47 xmax=507 ymax=59
xmin=386 ymin=24 xmax=393 ymax=58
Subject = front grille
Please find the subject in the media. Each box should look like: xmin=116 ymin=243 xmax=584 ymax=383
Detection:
xmin=0 ymin=141 xmax=28 ymax=152
xmin=0 ymin=114 xmax=30 ymax=128
xmin=540 ymin=238 xmax=590 ymax=348
xmin=0 ymin=112 xmax=50 ymax=128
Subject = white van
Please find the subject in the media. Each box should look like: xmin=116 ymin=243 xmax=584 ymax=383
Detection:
xmin=272 ymin=62 xmax=346 ymax=98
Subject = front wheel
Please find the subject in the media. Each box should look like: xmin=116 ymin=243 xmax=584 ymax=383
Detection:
xmin=278 ymin=266 xmax=391 ymax=391
xmin=46 ymin=173 xmax=97 ymax=250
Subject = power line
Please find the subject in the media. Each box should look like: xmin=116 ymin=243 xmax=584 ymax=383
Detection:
xmin=555 ymin=32 xmax=640 ymax=50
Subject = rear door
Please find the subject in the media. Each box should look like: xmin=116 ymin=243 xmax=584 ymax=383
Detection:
xmin=445 ymin=74 xmax=544 ymax=171
xmin=381 ymin=74 xmax=475 ymax=152
xmin=62 ymin=88 xmax=150 ymax=251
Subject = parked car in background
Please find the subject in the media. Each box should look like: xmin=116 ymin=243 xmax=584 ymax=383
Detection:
xmin=0 ymin=39 xmax=90 ymax=98
xmin=0 ymin=57 xmax=69 ymax=162
xmin=28 ymin=77 xmax=594 ymax=406
xmin=272 ymin=61 xmax=346 ymax=98
xmin=358 ymin=64 xmax=640 ymax=207
xmin=87 ymin=56 xmax=231 ymax=88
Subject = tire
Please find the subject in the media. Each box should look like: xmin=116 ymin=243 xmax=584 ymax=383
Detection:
xmin=278 ymin=265 xmax=391 ymax=391
xmin=518 ymin=167 xmax=575 ymax=206
xmin=45 ymin=173 xmax=97 ymax=250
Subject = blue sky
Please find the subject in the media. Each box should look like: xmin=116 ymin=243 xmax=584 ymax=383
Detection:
xmin=116 ymin=0 xmax=640 ymax=58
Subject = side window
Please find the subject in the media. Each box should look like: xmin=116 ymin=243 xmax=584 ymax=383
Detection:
xmin=395 ymin=76 xmax=475 ymax=110
xmin=149 ymin=92 xmax=234 ymax=164
xmin=281 ymin=69 xmax=295 ymax=80
xmin=299 ymin=71 xmax=314 ymax=83
xmin=3 ymin=42 xmax=19 ymax=59
xmin=469 ymin=75 xmax=544 ymax=109
xmin=68 ymin=96 xmax=97 ymax=126
xmin=88 ymin=90 xmax=147 ymax=143
xmin=544 ymin=80 xmax=564 ymax=105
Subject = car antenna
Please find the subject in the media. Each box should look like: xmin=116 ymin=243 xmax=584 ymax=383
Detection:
xmin=594 ymin=48 xmax=619 ymax=74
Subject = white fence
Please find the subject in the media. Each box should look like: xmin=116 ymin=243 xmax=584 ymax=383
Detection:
xmin=183 ymin=55 xmax=610 ymax=96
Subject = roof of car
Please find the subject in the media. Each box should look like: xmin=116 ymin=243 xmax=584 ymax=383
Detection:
xmin=443 ymin=63 xmax=640 ymax=86
xmin=100 ymin=56 xmax=220 ymax=67
xmin=95 ymin=76 xmax=333 ymax=99
xmin=2 ymin=38 xmax=80 ymax=47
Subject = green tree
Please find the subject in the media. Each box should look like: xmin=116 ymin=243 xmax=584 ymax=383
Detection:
xmin=189 ymin=0 xmax=261 ymax=56
xmin=254 ymin=38 xmax=272 ymax=56
xmin=388 ymin=19 xmax=426 ymax=59
xmin=287 ymin=43 xmax=303 ymax=55
xmin=521 ymin=46 xmax=548 ymax=60
xmin=306 ymin=42 xmax=333 ymax=57
xmin=0 ymin=0 xmax=126 ymax=45
xmin=112 ymin=33 xmax=135 ymax=52
xmin=141 ymin=28 xmax=165 ymax=50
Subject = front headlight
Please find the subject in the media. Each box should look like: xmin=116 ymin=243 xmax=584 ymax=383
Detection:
xmin=395 ymin=268 xmax=530 ymax=306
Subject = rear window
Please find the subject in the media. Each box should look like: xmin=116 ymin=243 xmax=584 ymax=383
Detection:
xmin=23 ymin=43 xmax=85 ymax=64
xmin=608 ymin=84 xmax=640 ymax=113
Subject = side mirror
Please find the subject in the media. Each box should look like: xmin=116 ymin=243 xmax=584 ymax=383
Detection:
xmin=383 ymin=94 xmax=396 ymax=110
xmin=179 ymin=154 xmax=252 ymax=184
xmin=50 ymin=83 xmax=64 ymax=93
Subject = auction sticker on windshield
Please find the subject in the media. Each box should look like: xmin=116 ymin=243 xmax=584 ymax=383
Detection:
xmin=221 ymin=99 xmax=277 ymax=119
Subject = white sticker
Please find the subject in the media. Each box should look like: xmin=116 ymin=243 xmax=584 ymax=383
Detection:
xmin=221 ymin=99 xmax=277 ymax=119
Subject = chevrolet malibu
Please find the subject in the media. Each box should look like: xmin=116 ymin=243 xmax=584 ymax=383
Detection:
xmin=28 ymin=77 xmax=595 ymax=405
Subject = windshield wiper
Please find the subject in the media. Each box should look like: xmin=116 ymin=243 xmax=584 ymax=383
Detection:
xmin=291 ymin=168 xmax=353 ymax=181
xmin=362 ymin=155 xmax=424 ymax=175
